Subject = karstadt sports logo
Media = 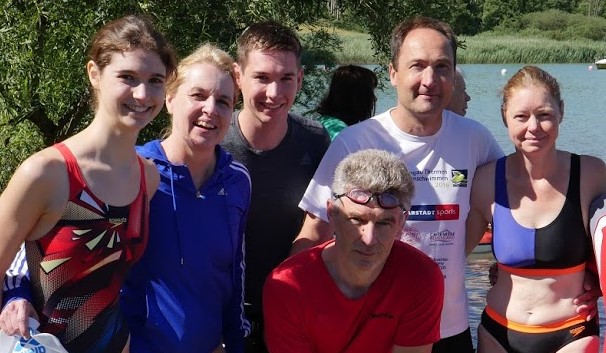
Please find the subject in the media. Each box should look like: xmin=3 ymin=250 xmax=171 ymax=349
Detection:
xmin=408 ymin=204 xmax=460 ymax=221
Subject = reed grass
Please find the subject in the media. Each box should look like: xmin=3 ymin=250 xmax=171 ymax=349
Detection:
xmin=302 ymin=25 xmax=606 ymax=64
xmin=299 ymin=25 xmax=376 ymax=64
xmin=458 ymin=34 xmax=606 ymax=64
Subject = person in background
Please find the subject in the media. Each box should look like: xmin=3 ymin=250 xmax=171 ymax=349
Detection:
xmin=2 ymin=43 xmax=251 ymax=353
xmin=446 ymin=66 xmax=471 ymax=116
xmin=264 ymin=149 xmax=444 ymax=353
xmin=292 ymin=16 xmax=503 ymax=353
xmin=0 ymin=14 xmax=175 ymax=353
xmin=466 ymin=65 xmax=606 ymax=353
xmin=220 ymin=21 xmax=330 ymax=353
xmin=315 ymin=65 xmax=379 ymax=140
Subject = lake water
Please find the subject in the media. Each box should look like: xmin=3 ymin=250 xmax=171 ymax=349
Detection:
xmin=375 ymin=63 xmax=606 ymax=162
xmin=374 ymin=64 xmax=606 ymax=349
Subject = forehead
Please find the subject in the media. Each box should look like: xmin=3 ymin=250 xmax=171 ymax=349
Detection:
xmin=105 ymin=49 xmax=166 ymax=75
xmin=505 ymin=85 xmax=559 ymax=110
xmin=337 ymin=197 xmax=402 ymax=221
xmin=242 ymin=49 xmax=300 ymax=74
xmin=182 ymin=63 xmax=232 ymax=87
xmin=399 ymin=28 xmax=454 ymax=64
xmin=454 ymin=73 xmax=466 ymax=89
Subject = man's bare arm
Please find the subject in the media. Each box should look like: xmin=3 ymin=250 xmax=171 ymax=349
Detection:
xmin=290 ymin=212 xmax=334 ymax=255
xmin=393 ymin=344 xmax=432 ymax=353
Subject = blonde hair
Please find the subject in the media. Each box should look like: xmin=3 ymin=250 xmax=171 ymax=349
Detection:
xmin=166 ymin=43 xmax=238 ymax=102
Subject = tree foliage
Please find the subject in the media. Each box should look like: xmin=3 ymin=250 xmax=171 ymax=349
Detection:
xmin=2 ymin=0 xmax=606 ymax=190
xmin=0 ymin=0 xmax=334 ymax=189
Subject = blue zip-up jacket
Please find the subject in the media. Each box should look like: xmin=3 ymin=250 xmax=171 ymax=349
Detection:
xmin=121 ymin=140 xmax=251 ymax=352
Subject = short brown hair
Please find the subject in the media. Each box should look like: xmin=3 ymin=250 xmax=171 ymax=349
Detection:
xmin=390 ymin=16 xmax=457 ymax=68
xmin=236 ymin=21 xmax=302 ymax=69
xmin=88 ymin=14 xmax=177 ymax=107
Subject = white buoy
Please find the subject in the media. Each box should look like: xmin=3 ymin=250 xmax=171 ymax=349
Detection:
xmin=500 ymin=68 xmax=507 ymax=76
xmin=589 ymin=65 xmax=594 ymax=71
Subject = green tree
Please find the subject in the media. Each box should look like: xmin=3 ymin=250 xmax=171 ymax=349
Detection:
xmin=449 ymin=0 xmax=484 ymax=35
xmin=340 ymin=0 xmax=453 ymax=63
xmin=0 ymin=0 xmax=337 ymax=189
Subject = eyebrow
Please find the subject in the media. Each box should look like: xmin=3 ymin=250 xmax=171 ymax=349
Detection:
xmin=346 ymin=211 xmax=396 ymax=223
xmin=117 ymin=69 xmax=166 ymax=79
xmin=251 ymin=70 xmax=297 ymax=77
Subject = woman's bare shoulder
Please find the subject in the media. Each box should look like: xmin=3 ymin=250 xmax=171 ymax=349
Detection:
xmin=579 ymin=154 xmax=606 ymax=198
xmin=12 ymin=147 xmax=67 ymax=186
xmin=140 ymin=157 xmax=159 ymax=198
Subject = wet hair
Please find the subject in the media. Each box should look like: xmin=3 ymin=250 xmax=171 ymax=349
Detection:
xmin=236 ymin=21 xmax=302 ymax=69
xmin=87 ymin=14 xmax=177 ymax=107
xmin=390 ymin=16 xmax=457 ymax=68
xmin=332 ymin=149 xmax=415 ymax=210
xmin=316 ymin=65 xmax=379 ymax=125
xmin=500 ymin=65 xmax=562 ymax=125
xmin=166 ymin=43 xmax=238 ymax=102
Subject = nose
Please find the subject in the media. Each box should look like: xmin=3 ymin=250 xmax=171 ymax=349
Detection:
xmin=360 ymin=223 xmax=378 ymax=246
xmin=528 ymin=115 xmax=541 ymax=131
xmin=202 ymin=96 xmax=217 ymax=115
xmin=421 ymin=67 xmax=436 ymax=87
xmin=465 ymin=92 xmax=471 ymax=102
xmin=266 ymin=81 xmax=279 ymax=98
xmin=132 ymin=82 xmax=149 ymax=101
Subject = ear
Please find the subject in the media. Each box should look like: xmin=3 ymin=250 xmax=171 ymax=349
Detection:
xmin=327 ymin=199 xmax=336 ymax=222
xmin=296 ymin=66 xmax=304 ymax=92
xmin=165 ymin=93 xmax=175 ymax=115
xmin=402 ymin=208 xmax=409 ymax=223
xmin=388 ymin=62 xmax=397 ymax=88
xmin=87 ymin=60 xmax=101 ymax=89
xmin=559 ymin=100 xmax=564 ymax=123
xmin=234 ymin=63 xmax=243 ymax=89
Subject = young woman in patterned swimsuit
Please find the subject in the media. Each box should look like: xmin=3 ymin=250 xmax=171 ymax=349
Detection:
xmin=0 ymin=14 xmax=176 ymax=353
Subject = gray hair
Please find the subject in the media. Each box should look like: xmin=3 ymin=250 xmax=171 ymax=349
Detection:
xmin=332 ymin=149 xmax=415 ymax=209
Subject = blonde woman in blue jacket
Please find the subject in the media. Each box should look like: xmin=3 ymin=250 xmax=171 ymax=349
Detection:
xmin=124 ymin=43 xmax=251 ymax=352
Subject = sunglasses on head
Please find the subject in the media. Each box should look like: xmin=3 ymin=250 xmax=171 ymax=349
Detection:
xmin=332 ymin=189 xmax=404 ymax=210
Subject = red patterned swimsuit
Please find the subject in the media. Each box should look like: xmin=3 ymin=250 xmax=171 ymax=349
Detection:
xmin=25 ymin=143 xmax=149 ymax=353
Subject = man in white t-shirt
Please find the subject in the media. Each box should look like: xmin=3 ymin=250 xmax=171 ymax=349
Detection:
xmin=291 ymin=16 xmax=503 ymax=353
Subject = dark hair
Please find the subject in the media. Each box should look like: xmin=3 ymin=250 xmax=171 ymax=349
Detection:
xmin=316 ymin=65 xmax=378 ymax=125
xmin=501 ymin=65 xmax=562 ymax=125
xmin=88 ymin=14 xmax=177 ymax=106
xmin=390 ymin=16 xmax=457 ymax=68
xmin=236 ymin=21 xmax=302 ymax=69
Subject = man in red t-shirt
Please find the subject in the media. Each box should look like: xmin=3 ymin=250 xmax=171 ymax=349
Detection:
xmin=263 ymin=149 xmax=444 ymax=353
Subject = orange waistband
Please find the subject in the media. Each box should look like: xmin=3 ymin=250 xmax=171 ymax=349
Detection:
xmin=497 ymin=262 xmax=586 ymax=277
xmin=484 ymin=306 xmax=586 ymax=333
